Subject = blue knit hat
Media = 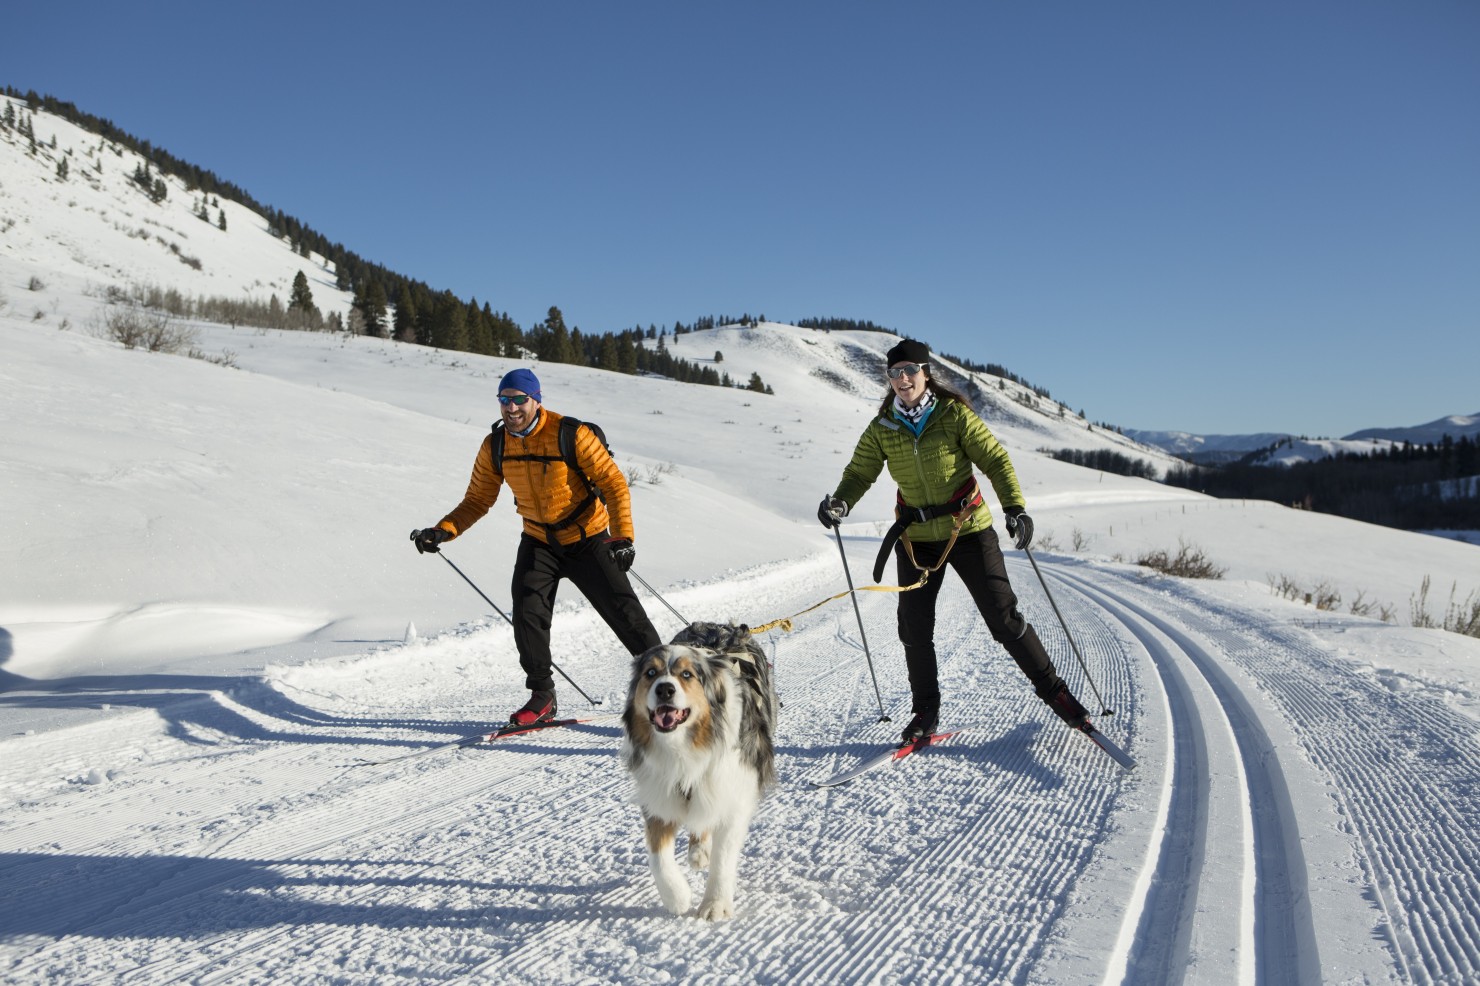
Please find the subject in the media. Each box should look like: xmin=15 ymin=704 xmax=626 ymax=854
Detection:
xmin=498 ymin=368 xmax=542 ymax=402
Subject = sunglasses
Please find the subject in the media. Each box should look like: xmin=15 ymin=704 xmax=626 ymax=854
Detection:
xmin=887 ymin=363 xmax=927 ymax=380
xmin=497 ymin=394 xmax=535 ymax=406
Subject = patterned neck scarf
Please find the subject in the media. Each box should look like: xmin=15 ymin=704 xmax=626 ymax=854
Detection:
xmin=892 ymin=392 xmax=936 ymax=436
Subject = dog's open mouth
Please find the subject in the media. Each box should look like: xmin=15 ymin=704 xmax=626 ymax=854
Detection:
xmin=650 ymin=705 xmax=690 ymax=733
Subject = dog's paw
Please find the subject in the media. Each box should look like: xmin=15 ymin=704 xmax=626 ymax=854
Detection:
xmin=687 ymin=836 xmax=711 ymax=870
xmin=656 ymin=879 xmax=692 ymax=916
xmin=697 ymin=896 xmax=734 ymax=921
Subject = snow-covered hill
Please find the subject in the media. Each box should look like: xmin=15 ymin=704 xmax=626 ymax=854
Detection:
xmin=1347 ymin=412 xmax=1480 ymax=446
xmin=0 ymin=93 xmax=353 ymax=329
xmin=5 ymin=94 xmax=1480 ymax=984
xmin=1130 ymin=414 xmax=1479 ymax=467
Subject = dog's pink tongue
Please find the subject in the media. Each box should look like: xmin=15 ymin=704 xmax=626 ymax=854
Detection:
xmin=654 ymin=707 xmax=685 ymax=731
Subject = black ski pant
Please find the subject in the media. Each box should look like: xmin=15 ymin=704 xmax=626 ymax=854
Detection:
xmin=511 ymin=533 xmax=661 ymax=693
xmin=895 ymin=527 xmax=1062 ymax=714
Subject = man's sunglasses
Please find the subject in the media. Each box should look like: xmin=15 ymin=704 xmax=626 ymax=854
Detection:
xmin=498 ymin=394 xmax=535 ymax=406
xmin=887 ymin=363 xmax=927 ymax=380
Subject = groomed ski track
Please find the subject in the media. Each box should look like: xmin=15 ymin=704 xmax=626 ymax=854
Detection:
xmin=3 ymin=542 xmax=1478 ymax=984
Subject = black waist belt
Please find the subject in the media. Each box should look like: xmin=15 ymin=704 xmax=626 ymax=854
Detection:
xmin=872 ymin=479 xmax=983 ymax=582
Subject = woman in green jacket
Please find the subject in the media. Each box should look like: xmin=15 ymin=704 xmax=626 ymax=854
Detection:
xmin=817 ymin=339 xmax=1091 ymax=743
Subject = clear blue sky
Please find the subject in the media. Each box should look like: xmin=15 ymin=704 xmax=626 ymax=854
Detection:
xmin=8 ymin=1 xmax=1478 ymax=436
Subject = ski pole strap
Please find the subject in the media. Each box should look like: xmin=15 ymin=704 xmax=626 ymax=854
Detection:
xmin=872 ymin=478 xmax=983 ymax=583
xmin=749 ymin=571 xmax=930 ymax=635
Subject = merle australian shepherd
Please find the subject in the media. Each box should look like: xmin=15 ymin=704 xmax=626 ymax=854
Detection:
xmin=620 ymin=622 xmax=778 ymax=920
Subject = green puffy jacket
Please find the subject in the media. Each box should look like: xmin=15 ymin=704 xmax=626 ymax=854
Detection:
xmin=832 ymin=398 xmax=1026 ymax=542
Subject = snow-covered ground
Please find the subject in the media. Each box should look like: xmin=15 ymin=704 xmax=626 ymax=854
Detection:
xmin=5 ymin=96 xmax=1480 ymax=984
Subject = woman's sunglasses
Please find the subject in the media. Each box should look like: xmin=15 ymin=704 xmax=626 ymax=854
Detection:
xmin=497 ymin=394 xmax=535 ymax=406
xmin=886 ymin=363 xmax=927 ymax=380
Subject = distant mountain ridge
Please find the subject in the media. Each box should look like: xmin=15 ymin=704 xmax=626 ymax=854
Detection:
xmin=1130 ymin=412 xmax=1480 ymax=467
xmin=1346 ymin=413 xmax=1480 ymax=446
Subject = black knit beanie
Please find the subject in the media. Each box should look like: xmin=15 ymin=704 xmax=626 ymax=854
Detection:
xmin=885 ymin=339 xmax=931 ymax=366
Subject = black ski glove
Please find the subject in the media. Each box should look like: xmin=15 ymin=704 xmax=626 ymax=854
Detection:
xmin=1004 ymin=509 xmax=1034 ymax=551
xmin=817 ymin=494 xmax=848 ymax=529
xmin=605 ymin=537 xmax=636 ymax=573
xmin=411 ymin=527 xmax=453 ymax=554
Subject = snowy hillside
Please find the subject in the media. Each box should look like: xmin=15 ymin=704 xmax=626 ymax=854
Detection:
xmin=1127 ymin=429 xmax=1403 ymax=467
xmin=1347 ymin=412 xmax=1480 ymax=446
xmin=1123 ymin=428 xmax=1298 ymax=465
xmin=1243 ymin=435 xmax=1401 ymax=467
xmin=1130 ymin=416 xmax=1479 ymax=468
xmin=0 ymin=93 xmax=353 ymax=327
xmin=5 ymin=94 xmax=1480 ymax=985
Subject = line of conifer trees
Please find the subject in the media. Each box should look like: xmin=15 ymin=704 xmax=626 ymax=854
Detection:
xmin=1051 ymin=448 xmax=1159 ymax=480
xmin=1162 ymin=436 xmax=1480 ymax=530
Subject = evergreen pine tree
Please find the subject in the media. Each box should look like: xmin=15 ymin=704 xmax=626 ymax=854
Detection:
xmin=466 ymin=298 xmax=494 ymax=355
xmin=598 ymin=334 xmax=620 ymax=371
xmin=289 ymin=271 xmax=316 ymax=313
xmin=393 ymin=295 xmax=418 ymax=343
xmin=540 ymin=306 xmax=577 ymax=363
xmin=356 ymin=280 xmax=389 ymax=337
xmin=618 ymin=334 xmax=638 ymax=374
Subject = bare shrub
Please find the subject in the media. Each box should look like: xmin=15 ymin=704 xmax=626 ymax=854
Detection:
xmin=28 ymin=275 xmax=45 ymax=291
xmin=1412 ymin=576 xmax=1480 ymax=638
xmin=1137 ymin=539 xmax=1226 ymax=579
xmin=97 ymin=306 xmax=198 ymax=353
xmin=1070 ymin=527 xmax=1092 ymax=552
xmin=187 ymin=347 xmax=238 ymax=368
xmin=1447 ymin=592 xmax=1480 ymax=638
xmin=1411 ymin=575 xmax=1438 ymax=629
xmin=1309 ymin=581 xmax=1342 ymax=612
xmin=1269 ymin=573 xmax=1303 ymax=602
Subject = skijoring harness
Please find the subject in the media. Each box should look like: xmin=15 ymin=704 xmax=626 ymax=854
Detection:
xmin=872 ymin=477 xmax=984 ymax=583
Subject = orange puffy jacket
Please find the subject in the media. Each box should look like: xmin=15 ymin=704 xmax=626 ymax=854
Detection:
xmin=436 ymin=409 xmax=635 ymax=546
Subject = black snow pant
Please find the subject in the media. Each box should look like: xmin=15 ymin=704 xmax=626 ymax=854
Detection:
xmin=895 ymin=527 xmax=1062 ymax=714
xmin=511 ymin=533 xmax=661 ymax=693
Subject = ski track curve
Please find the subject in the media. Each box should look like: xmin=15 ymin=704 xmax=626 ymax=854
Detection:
xmin=1053 ymin=562 xmax=1480 ymax=986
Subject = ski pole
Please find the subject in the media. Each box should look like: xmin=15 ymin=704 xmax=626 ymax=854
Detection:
xmin=629 ymin=569 xmax=689 ymax=627
xmin=1021 ymin=545 xmax=1111 ymax=716
xmin=833 ymin=526 xmax=890 ymax=723
xmin=421 ymin=539 xmax=602 ymax=707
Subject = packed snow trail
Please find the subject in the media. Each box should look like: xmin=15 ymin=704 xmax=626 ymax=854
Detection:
xmin=3 ymin=544 xmax=1479 ymax=983
xmin=1050 ymin=562 xmax=1480 ymax=986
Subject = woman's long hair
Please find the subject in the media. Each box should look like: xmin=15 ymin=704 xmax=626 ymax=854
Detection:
xmin=876 ymin=370 xmax=972 ymax=417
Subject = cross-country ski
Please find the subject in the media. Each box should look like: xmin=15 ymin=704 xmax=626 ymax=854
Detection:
xmin=811 ymin=723 xmax=979 ymax=788
xmin=352 ymin=714 xmax=619 ymax=766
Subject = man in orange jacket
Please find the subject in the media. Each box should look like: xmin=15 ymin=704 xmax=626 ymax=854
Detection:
xmin=412 ymin=368 xmax=660 ymax=725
